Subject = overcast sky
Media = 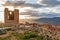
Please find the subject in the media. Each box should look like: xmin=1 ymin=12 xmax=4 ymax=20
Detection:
xmin=0 ymin=0 xmax=60 ymax=22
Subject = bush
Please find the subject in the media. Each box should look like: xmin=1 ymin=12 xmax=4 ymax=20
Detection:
xmin=21 ymin=32 xmax=45 ymax=40
xmin=11 ymin=31 xmax=45 ymax=40
xmin=12 ymin=31 xmax=54 ymax=40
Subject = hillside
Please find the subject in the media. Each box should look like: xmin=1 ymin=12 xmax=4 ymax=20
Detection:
xmin=35 ymin=17 xmax=60 ymax=26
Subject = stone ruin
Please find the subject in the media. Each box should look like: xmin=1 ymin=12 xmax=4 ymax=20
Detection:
xmin=4 ymin=8 xmax=19 ymax=26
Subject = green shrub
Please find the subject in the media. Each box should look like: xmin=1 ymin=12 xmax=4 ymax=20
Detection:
xmin=20 ymin=32 xmax=45 ymax=40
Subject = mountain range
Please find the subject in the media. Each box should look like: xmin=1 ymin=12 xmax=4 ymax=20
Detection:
xmin=34 ymin=17 xmax=60 ymax=26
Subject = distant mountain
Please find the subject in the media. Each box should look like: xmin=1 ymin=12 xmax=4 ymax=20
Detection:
xmin=34 ymin=17 xmax=60 ymax=26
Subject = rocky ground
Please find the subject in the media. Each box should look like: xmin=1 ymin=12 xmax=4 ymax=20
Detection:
xmin=0 ymin=23 xmax=60 ymax=40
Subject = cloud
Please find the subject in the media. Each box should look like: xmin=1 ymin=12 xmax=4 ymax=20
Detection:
xmin=3 ymin=0 xmax=45 ymax=8
xmin=39 ymin=0 xmax=60 ymax=7
xmin=3 ymin=0 xmax=26 ymax=6
xmin=3 ymin=0 xmax=60 ymax=8
xmin=2 ymin=0 xmax=60 ymax=19
xmin=32 ymin=12 xmax=60 ymax=18
xmin=25 ymin=3 xmax=45 ymax=8
xmin=21 ymin=10 xmax=60 ymax=18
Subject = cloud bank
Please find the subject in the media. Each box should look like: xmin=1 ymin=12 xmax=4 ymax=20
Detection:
xmin=1 ymin=0 xmax=60 ymax=20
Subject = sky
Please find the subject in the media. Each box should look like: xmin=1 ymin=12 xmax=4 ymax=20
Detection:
xmin=0 ymin=0 xmax=60 ymax=22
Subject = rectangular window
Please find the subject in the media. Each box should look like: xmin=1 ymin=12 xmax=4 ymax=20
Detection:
xmin=8 ymin=12 xmax=14 ymax=20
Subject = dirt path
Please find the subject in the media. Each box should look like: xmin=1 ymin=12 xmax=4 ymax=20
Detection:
xmin=0 ymin=31 xmax=11 ymax=38
xmin=11 ymin=36 xmax=17 ymax=40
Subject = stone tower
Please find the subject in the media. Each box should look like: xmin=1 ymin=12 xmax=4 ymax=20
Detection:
xmin=4 ymin=8 xmax=19 ymax=26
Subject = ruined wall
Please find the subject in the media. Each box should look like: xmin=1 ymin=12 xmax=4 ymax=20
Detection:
xmin=4 ymin=8 xmax=19 ymax=26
